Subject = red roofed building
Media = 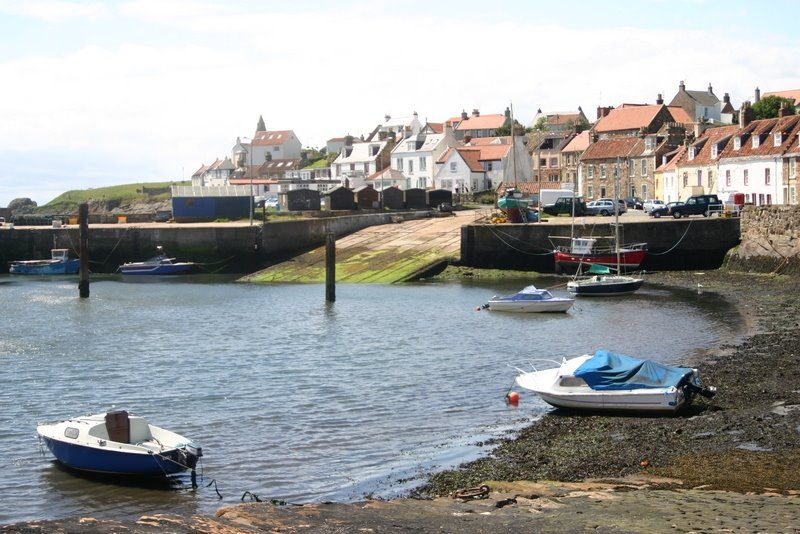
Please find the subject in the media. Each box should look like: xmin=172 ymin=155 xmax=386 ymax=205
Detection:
xmin=447 ymin=108 xmax=512 ymax=141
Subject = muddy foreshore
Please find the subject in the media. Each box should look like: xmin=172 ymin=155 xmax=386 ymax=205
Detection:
xmin=4 ymin=270 xmax=800 ymax=533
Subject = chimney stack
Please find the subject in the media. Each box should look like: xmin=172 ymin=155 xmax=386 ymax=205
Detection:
xmin=461 ymin=110 xmax=468 ymax=120
xmin=739 ymin=102 xmax=754 ymax=128
xmin=656 ymin=93 xmax=664 ymax=105
xmin=723 ymin=92 xmax=731 ymax=104
xmin=754 ymin=87 xmax=761 ymax=102
xmin=708 ymin=83 xmax=714 ymax=94
xmin=472 ymin=109 xmax=480 ymax=117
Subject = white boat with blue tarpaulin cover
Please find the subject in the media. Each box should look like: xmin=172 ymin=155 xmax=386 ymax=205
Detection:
xmin=513 ymin=350 xmax=716 ymax=412
xmin=37 ymin=411 xmax=202 ymax=478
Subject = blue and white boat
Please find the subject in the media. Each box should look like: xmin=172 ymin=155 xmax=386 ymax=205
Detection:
xmin=37 ymin=411 xmax=202 ymax=477
xmin=485 ymin=285 xmax=574 ymax=313
xmin=513 ymin=350 xmax=716 ymax=413
xmin=118 ymin=246 xmax=196 ymax=275
xmin=9 ymin=249 xmax=79 ymax=275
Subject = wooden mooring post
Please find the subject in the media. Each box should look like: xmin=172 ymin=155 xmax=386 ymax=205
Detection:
xmin=78 ymin=203 xmax=90 ymax=298
xmin=325 ymin=232 xmax=335 ymax=302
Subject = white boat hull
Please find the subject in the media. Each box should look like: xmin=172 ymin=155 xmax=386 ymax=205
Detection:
xmin=514 ymin=353 xmax=699 ymax=413
xmin=487 ymin=299 xmax=574 ymax=313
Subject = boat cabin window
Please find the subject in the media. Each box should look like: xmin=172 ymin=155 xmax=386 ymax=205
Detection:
xmin=64 ymin=427 xmax=80 ymax=439
xmin=559 ymin=376 xmax=588 ymax=387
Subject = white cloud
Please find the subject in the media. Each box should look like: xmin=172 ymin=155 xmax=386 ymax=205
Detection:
xmin=1 ymin=1 xmax=799 ymax=206
xmin=0 ymin=0 xmax=110 ymax=21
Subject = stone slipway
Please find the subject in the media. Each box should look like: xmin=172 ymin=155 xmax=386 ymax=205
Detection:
xmin=243 ymin=211 xmax=473 ymax=283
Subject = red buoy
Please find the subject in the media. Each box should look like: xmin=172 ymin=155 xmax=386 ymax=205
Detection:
xmin=506 ymin=391 xmax=520 ymax=405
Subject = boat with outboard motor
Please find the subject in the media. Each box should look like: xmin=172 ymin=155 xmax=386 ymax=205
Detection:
xmin=511 ymin=349 xmax=716 ymax=413
xmin=36 ymin=410 xmax=202 ymax=478
xmin=484 ymin=285 xmax=574 ymax=313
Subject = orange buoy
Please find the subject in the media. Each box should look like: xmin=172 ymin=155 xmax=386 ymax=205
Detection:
xmin=640 ymin=459 xmax=650 ymax=468
xmin=506 ymin=391 xmax=520 ymax=405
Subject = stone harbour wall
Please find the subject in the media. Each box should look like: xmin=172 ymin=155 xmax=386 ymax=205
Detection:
xmin=726 ymin=205 xmax=800 ymax=275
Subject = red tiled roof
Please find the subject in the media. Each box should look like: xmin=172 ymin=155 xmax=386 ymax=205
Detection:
xmin=594 ymin=105 xmax=665 ymax=133
xmin=718 ymin=116 xmax=800 ymax=159
xmin=459 ymin=149 xmax=485 ymax=172
xmin=656 ymin=145 xmax=687 ymax=172
xmin=254 ymin=130 xmax=294 ymax=145
xmin=580 ymin=137 xmax=644 ymax=160
xmin=563 ymin=131 xmax=590 ymax=152
xmin=455 ymin=114 xmax=507 ymax=131
xmin=667 ymin=106 xmax=693 ymax=124
xmin=763 ymin=89 xmax=800 ymax=105
xmin=680 ymin=125 xmax=740 ymax=166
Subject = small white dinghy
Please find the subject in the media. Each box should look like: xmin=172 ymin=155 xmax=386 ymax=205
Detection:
xmin=37 ymin=410 xmax=202 ymax=478
xmin=512 ymin=350 xmax=716 ymax=413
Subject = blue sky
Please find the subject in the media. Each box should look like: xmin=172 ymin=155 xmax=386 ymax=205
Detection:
xmin=1 ymin=0 xmax=798 ymax=206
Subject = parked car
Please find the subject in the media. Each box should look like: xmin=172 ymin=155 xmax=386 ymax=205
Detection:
xmin=586 ymin=199 xmax=616 ymax=216
xmin=625 ymin=197 xmax=644 ymax=210
xmin=542 ymin=197 xmax=587 ymax=216
xmin=642 ymin=199 xmax=665 ymax=214
xmin=670 ymin=194 xmax=723 ymax=218
xmin=597 ymin=198 xmax=627 ymax=214
xmin=264 ymin=197 xmax=280 ymax=209
xmin=650 ymin=201 xmax=683 ymax=218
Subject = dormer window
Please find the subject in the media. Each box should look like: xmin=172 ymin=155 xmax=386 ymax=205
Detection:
xmin=752 ymin=136 xmax=760 ymax=148
xmin=734 ymin=137 xmax=741 ymax=150
xmin=774 ymin=132 xmax=783 ymax=146
xmin=688 ymin=147 xmax=696 ymax=160
xmin=711 ymin=144 xmax=718 ymax=159
xmin=407 ymin=141 xmax=415 ymax=150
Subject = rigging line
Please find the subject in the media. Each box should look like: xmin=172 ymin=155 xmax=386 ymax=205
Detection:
xmin=484 ymin=225 xmax=555 ymax=256
xmin=647 ymin=219 xmax=695 ymax=256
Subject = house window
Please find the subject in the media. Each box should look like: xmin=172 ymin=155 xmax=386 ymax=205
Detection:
xmin=642 ymin=185 xmax=648 ymax=198
xmin=752 ymin=136 xmax=760 ymax=148
xmin=734 ymin=137 xmax=741 ymax=150
xmin=711 ymin=144 xmax=718 ymax=158
xmin=419 ymin=157 xmax=426 ymax=171
xmin=350 ymin=163 xmax=355 ymax=171
xmin=407 ymin=141 xmax=415 ymax=150
xmin=397 ymin=158 xmax=404 ymax=171
xmin=627 ymin=159 xmax=633 ymax=175
xmin=550 ymin=157 xmax=558 ymax=167
xmin=708 ymin=170 xmax=713 ymax=188
xmin=588 ymin=185 xmax=594 ymax=198
xmin=539 ymin=157 xmax=547 ymax=167
xmin=726 ymin=169 xmax=731 ymax=187
xmin=774 ymin=132 xmax=782 ymax=146
xmin=486 ymin=161 xmax=493 ymax=171
xmin=683 ymin=172 xmax=688 ymax=187
xmin=600 ymin=186 xmax=607 ymax=197
xmin=641 ymin=160 xmax=647 ymax=174
xmin=766 ymin=194 xmax=772 ymax=205
xmin=688 ymin=147 xmax=696 ymax=160
xmin=743 ymin=169 xmax=749 ymax=186
xmin=791 ymin=157 xmax=797 ymax=178
xmin=600 ymin=165 xmax=607 ymax=179
xmin=408 ymin=160 xmax=414 ymax=174
xmin=696 ymin=169 xmax=702 ymax=186
xmin=588 ymin=165 xmax=594 ymax=179
xmin=450 ymin=162 xmax=457 ymax=173
xmin=765 ymin=168 xmax=771 ymax=185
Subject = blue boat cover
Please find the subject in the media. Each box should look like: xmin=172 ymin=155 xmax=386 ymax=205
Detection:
xmin=574 ymin=350 xmax=693 ymax=390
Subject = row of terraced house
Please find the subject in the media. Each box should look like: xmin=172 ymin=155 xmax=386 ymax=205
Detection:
xmin=189 ymin=82 xmax=800 ymax=208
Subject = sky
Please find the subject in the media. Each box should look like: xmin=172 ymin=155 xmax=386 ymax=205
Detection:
xmin=1 ymin=0 xmax=798 ymax=207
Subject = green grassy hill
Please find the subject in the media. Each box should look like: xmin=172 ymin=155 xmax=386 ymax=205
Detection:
xmin=43 ymin=181 xmax=189 ymax=213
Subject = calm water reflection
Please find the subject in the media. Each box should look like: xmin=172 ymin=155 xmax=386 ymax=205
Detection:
xmin=0 ymin=275 xmax=742 ymax=524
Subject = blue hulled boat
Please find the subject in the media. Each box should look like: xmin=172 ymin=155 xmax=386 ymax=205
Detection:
xmin=37 ymin=411 xmax=202 ymax=477
xmin=9 ymin=249 xmax=79 ymax=275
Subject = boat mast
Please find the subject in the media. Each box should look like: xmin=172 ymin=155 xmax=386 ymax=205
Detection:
xmin=510 ymin=102 xmax=517 ymax=188
xmin=614 ymin=157 xmax=621 ymax=271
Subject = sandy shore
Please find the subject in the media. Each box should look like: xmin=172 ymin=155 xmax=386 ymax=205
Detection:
xmin=4 ymin=270 xmax=800 ymax=533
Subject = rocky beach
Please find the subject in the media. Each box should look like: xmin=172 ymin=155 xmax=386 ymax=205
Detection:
xmin=3 ymin=270 xmax=800 ymax=533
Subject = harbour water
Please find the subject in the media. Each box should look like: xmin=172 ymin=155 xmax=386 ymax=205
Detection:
xmin=0 ymin=275 xmax=742 ymax=525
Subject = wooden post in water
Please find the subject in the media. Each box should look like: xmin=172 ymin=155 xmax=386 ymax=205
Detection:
xmin=78 ymin=203 xmax=90 ymax=298
xmin=325 ymin=232 xmax=335 ymax=302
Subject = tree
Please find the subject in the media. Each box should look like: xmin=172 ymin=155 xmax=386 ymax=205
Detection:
xmin=752 ymin=95 xmax=797 ymax=120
